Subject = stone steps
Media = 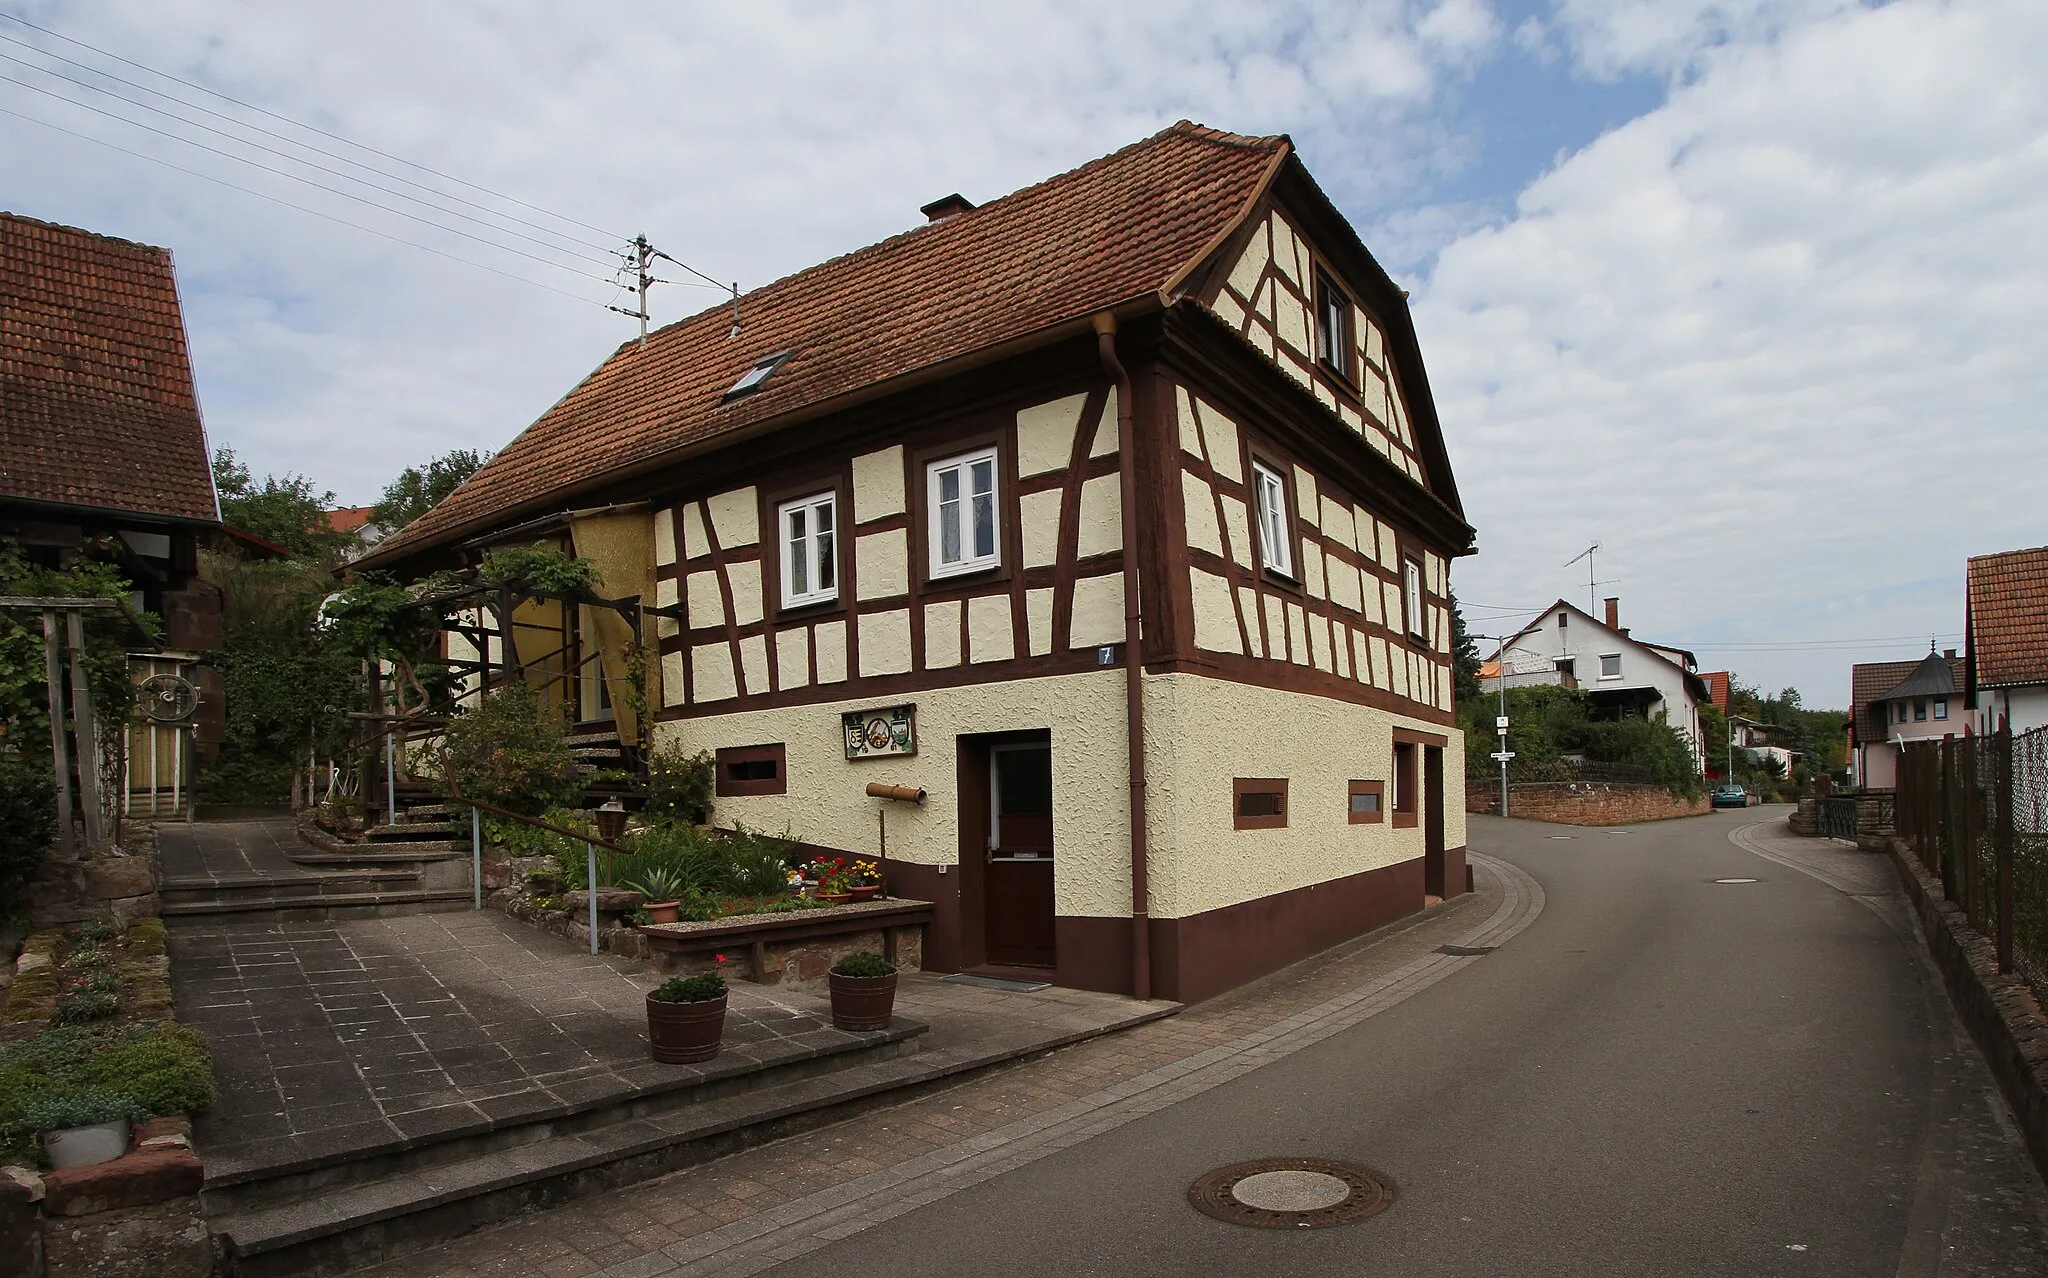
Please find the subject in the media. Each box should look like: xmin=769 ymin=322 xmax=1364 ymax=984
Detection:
xmin=206 ymin=1020 xmax=932 ymax=1276
xmin=162 ymin=870 xmax=421 ymax=905
xmin=362 ymin=821 xmax=459 ymax=841
xmin=161 ymin=890 xmax=473 ymax=921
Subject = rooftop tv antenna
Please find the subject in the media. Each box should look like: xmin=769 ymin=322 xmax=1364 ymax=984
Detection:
xmin=1562 ymin=542 xmax=1617 ymax=613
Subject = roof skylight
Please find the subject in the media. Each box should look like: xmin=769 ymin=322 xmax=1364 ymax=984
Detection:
xmin=723 ymin=350 xmax=792 ymax=402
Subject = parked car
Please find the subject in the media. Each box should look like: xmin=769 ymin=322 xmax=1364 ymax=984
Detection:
xmin=1710 ymin=784 xmax=1750 ymax=809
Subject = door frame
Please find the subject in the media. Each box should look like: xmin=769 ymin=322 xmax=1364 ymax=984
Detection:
xmin=1423 ymin=745 xmax=1446 ymax=898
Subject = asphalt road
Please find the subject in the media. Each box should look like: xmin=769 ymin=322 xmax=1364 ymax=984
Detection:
xmin=765 ymin=808 xmax=2048 ymax=1277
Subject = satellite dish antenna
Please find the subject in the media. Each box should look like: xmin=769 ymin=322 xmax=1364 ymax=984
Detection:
xmin=138 ymin=673 xmax=199 ymax=723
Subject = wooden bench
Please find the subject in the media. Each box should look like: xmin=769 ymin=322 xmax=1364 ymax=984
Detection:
xmin=636 ymin=898 xmax=935 ymax=983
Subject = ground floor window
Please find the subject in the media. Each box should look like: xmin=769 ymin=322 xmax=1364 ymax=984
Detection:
xmin=1392 ymin=742 xmax=1418 ymax=828
xmin=1233 ymin=778 xmax=1288 ymax=829
xmin=1348 ymin=779 xmax=1385 ymax=824
xmin=715 ymin=743 xmax=787 ymax=796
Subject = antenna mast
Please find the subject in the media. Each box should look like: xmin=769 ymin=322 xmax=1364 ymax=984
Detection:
xmin=1562 ymin=541 xmax=1605 ymax=613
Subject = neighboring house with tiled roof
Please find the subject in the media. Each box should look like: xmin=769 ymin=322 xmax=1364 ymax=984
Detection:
xmin=1 ymin=212 xmax=222 ymax=645
xmin=1967 ymin=545 xmax=2048 ymax=736
xmin=2 ymin=211 xmax=227 ymax=800
xmin=360 ymin=121 xmax=1475 ymax=1003
xmin=1847 ymin=650 xmax=1967 ymax=788
xmin=1483 ymin=595 xmax=1710 ymax=770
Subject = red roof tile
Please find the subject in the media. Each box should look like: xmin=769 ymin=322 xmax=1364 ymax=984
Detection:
xmin=1968 ymin=545 xmax=2048 ymax=690
xmin=1 ymin=213 xmax=217 ymax=523
xmin=1850 ymin=654 xmax=1964 ymax=743
xmin=363 ymin=121 xmax=1287 ymax=565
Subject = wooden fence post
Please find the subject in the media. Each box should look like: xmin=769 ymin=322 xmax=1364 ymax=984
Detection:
xmin=1940 ymin=736 xmax=1957 ymax=902
xmin=1996 ymin=725 xmax=2014 ymax=974
xmin=1961 ymin=736 xmax=1982 ymax=930
xmin=41 ymin=611 xmax=74 ymax=857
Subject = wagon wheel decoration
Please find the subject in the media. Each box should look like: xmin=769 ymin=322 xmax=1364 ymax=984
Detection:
xmin=137 ymin=673 xmax=199 ymax=723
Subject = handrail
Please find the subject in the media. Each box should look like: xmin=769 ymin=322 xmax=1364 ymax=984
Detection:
xmin=440 ymin=781 xmax=636 ymax=860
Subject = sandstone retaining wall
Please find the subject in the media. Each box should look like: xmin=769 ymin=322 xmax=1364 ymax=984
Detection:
xmin=1466 ymin=783 xmax=1708 ymax=826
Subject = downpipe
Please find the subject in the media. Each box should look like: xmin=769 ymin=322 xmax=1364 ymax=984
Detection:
xmin=1094 ymin=312 xmax=1150 ymax=1002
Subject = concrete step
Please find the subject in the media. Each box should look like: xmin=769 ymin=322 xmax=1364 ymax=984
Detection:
xmin=286 ymin=843 xmax=467 ymax=864
xmin=160 ymin=890 xmax=473 ymax=921
xmin=562 ymin=730 xmax=623 ymax=748
xmin=161 ymin=871 xmax=420 ymax=905
xmin=363 ymin=821 xmax=458 ymax=841
xmin=207 ymin=1021 xmax=932 ymax=1276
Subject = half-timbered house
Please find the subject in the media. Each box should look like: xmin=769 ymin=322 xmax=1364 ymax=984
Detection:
xmin=358 ymin=122 xmax=1477 ymax=1002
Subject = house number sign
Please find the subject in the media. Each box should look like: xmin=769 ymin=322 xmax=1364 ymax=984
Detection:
xmin=842 ymin=704 xmax=917 ymax=761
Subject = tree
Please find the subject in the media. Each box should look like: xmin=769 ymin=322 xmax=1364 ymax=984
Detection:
xmin=1449 ymin=591 xmax=1482 ymax=709
xmin=212 ymin=447 xmax=354 ymax=560
xmin=372 ymin=449 xmax=489 ymax=533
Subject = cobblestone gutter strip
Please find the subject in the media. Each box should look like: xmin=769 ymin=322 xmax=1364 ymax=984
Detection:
xmin=1888 ymin=840 xmax=2048 ymax=1185
xmin=604 ymin=854 xmax=1545 ymax=1278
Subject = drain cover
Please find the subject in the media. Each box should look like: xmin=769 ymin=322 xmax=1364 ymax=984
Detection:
xmin=1188 ymin=1158 xmax=1396 ymax=1229
xmin=1714 ymin=877 xmax=1760 ymax=884
xmin=1437 ymin=944 xmax=1496 ymax=956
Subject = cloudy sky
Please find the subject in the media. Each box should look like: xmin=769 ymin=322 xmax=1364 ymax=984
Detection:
xmin=4 ymin=0 xmax=2042 ymax=705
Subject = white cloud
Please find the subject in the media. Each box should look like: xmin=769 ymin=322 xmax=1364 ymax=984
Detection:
xmin=2 ymin=0 xmax=1502 ymax=504
xmin=1421 ymin=0 xmax=2048 ymax=699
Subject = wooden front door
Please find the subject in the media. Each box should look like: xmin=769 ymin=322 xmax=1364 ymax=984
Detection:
xmin=1424 ymin=745 xmax=1446 ymax=898
xmin=985 ymin=741 xmax=1055 ymax=967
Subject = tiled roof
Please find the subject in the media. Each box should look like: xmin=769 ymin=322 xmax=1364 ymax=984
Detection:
xmin=1874 ymin=651 xmax=1958 ymax=702
xmin=1 ymin=213 xmax=217 ymax=523
xmin=1968 ymin=545 xmax=2048 ymax=690
xmin=1850 ymin=654 xmax=1964 ymax=742
xmin=1699 ymin=670 xmax=1730 ymax=712
xmin=363 ymin=121 xmax=1287 ymax=565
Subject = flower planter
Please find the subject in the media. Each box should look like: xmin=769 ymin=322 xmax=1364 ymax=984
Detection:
xmin=818 ymin=892 xmax=853 ymax=904
xmin=847 ymin=885 xmax=881 ymax=901
xmin=43 ymin=1119 xmax=130 ymax=1170
xmin=643 ymin=900 xmax=681 ymax=925
xmin=646 ymin=992 xmax=727 ymax=1063
xmin=828 ymin=969 xmax=898 ymax=1031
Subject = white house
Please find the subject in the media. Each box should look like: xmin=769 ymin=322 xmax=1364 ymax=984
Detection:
xmin=1968 ymin=545 xmax=2048 ymax=735
xmin=1490 ymin=597 xmax=1708 ymax=769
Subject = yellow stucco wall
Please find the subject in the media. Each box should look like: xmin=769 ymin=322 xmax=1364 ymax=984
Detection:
xmin=658 ymin=669 xmax=1135 ymax=916
xmin=657 ymin=668 xmax=1464 ymax=924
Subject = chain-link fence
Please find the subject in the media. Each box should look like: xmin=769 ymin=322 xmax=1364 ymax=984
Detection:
xmin=1896 ymin=725 xmax=2048 ymax=1000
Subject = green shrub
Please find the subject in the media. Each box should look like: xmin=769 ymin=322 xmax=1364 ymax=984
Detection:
xmin=0 ymin=1023 xmax=215 ymax=1161
xmin=441 ymin=683 xmax=583 ymax=816
xmin=651 ymin=972 xmax=725 ymax=1003
xmin=831 ymin=952 xmax=894 ymax=979
xmin=72 ymin=920 xmax=116 ymax=945
xmin=477 ymin=545 xmax=600 ymax=596
xmin=0 ymin=755 xmax=56 ymax=921
xmin=19 ymin=1088 xmax=147 ymax=1132
xmin=718 ymin=826 xmax=796 ymax=897
xmin=642 ymin=739 xmax=713 ymax=825
xmin=52 ymin=989 xmax=119 ymax=1025
xmin=621 ymin=864 xmax=687 ymax=904
xmin=124 ymin=918 xmax=167 ymax=959
xmin=73 ymin=1024 xmax=216 ymax=1116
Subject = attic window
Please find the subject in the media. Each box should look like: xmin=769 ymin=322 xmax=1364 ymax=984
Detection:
xmin=723 ymin=351 xmax=792 ymax=402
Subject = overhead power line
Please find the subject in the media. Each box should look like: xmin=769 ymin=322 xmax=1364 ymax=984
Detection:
xmin=0 ymin=104 xmax=609 ymax=308
xmin=0 ymin=34 xmax=618 ymax=259
xmin=0 ymin=9 xmax=625 ymax=243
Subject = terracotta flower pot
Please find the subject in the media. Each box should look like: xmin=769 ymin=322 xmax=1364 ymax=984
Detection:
xmin=818 ymin=892 xmax=853 ymax=904
xmin=828 ymin=969 xmax=898 ymax=1031
xmin=847 ymin=885 xmax=880 ymax=901
xmin=644 ymin=900 xmax=681 ymax=925
xmin=646 ymin=991 xmax=727 ymax=1063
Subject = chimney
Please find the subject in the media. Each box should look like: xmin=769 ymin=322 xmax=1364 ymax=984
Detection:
xmin=1944 ymin=648 xmax=1957 ymax=661
xmin=1603 ymin=596 xmax=1619 ymax=630
xmin=919 ymin=193 xmax=976 ymax=223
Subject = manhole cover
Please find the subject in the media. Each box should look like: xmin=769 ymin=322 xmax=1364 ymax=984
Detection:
xmin=1188 ymin=1158 xmax=1396 ymax=1229
xmin=1437 ymin=944 xmax=1496 ymax=956
xmin=1714 ymin=877 xmax=1760 ymax=884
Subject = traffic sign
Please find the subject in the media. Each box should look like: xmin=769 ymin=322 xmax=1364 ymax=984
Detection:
xmin=1495 ymin=716 xmax=1510 ymax=730
xmin=1490 ymin=750 xmax=1516 ymax=762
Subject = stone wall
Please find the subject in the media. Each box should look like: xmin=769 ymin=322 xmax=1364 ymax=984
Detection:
xmin=26 ymin=823 xmax=161 ymax=931
xmin=1 ymin=1116 xmax=210 ymax=1278
xmin=1466 ymin=783 xmax=1708 ymax=826
xmin=1888 ymin=841 xmax=2048 ymax=1184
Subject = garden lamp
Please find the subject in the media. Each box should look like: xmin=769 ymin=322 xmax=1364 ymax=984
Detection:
xmin=593 ymin=795 xmax=629 ymax=844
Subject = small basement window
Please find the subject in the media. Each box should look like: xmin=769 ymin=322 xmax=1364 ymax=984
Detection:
xmin=715 ymin=743 xmax=787 ymax=797
xmin=722 ymin=350 xmax=793 ymax=402
xmin=1233 ymin=778 xmax=1288 ymax=830
xmin=1348 ymin=779 xmax=1385 ymax=825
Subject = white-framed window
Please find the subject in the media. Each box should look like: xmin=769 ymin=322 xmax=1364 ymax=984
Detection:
xmin=1599 ymin=653 xmax=1622 ymax=679
xmin=1402 ymin=557 xmax=1425 ymax=639
xmin=927 ymin=447 xmax=1000 ymax=578
xmin=1252 ymin=461 xmax=1293 ymax=577
xmin=777 ymin=492 xmax=838 ymax=608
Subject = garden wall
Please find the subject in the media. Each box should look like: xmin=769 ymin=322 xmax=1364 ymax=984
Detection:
xmin=1466 ymin=783 xmax=1707 ymax=825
